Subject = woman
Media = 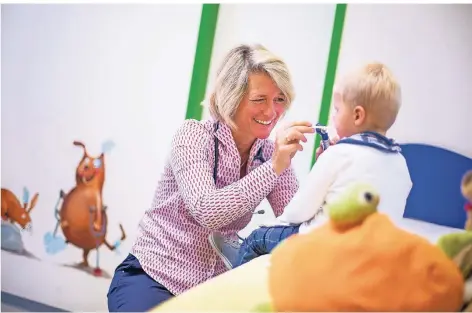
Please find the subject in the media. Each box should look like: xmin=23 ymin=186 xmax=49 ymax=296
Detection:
xmin=107 ymin=44 xmax=315 ymax=312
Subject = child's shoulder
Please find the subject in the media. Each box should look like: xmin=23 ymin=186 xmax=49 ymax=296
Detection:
xmin=314 ymin=143 xmax=354 ymax=167
xmin=320 ymin=142 xmax=357 ymax=158
xmin=318 ymin=141 xmax=407 ymax=167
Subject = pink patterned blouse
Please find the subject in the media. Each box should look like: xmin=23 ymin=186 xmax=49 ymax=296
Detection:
xmin=131 ymin=119 xmax=299 ymax=295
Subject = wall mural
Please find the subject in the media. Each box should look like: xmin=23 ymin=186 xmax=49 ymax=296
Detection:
xmin=43 ymin=140 xmax=127 ymax=278
xmin=2 ymin=140 xmax=127 ymax=280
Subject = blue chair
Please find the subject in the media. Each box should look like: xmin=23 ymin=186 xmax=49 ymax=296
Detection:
xmin=401 ymin=143 xmax=472 ymax=229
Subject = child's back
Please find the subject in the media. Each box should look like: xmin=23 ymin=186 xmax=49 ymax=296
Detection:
xmin=298 ymin=135 xmax=412 ymax=234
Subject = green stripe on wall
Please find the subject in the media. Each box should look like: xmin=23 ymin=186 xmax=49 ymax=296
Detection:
xmin=185 ymin=4 xmax=220 ymax=120
xmin=310 ymin=3 xmax=347 ymax=168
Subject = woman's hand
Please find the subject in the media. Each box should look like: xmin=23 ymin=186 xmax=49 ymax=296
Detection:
xmin=314 ymin=135 xmax=340 ymax=160
xmin=272 ymin=121 xmax=315 ymax=176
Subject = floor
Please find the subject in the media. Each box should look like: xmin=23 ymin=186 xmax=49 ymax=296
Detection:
xmin=1 ymin=303 xmax=23 ymax=312
xmin=1 ymin=292 xmax=68 ymax=312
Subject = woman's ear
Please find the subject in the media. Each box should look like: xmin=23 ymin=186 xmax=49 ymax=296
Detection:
xmin=353 ymin=105 xmax=366 ymax=126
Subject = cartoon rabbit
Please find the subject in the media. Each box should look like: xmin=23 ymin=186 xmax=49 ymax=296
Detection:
xmin=1 ymin=187 xmax=38 ymax=231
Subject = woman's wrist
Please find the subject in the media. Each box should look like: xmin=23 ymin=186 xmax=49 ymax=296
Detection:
xmin=271 ymin=159 xmax=284 ymax=176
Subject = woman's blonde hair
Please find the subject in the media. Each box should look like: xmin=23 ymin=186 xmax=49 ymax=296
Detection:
xmin=207 ymin=44 xmax=295 ymax=128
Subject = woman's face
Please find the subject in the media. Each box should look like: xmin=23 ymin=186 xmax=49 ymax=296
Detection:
xmin=233 ymin=72 xmax=287 ymax=140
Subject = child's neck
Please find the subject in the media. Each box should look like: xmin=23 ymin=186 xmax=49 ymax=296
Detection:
xmin=369 ymin=130 xmax=386 ymax=136
xmin=356 ymin=127 xmax=387 ymax=137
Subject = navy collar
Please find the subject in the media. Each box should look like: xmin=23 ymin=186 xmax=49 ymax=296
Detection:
xmin=337 ymin=131 xmax=401 ymax=153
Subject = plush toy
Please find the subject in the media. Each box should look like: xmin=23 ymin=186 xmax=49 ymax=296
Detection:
xmin=266 ymin=183 xmax=464 ymax=312
xmin=436 ymin=169 xmax=472 ymax=312
xmin=462 ymin=170 xmax=472 ymax=231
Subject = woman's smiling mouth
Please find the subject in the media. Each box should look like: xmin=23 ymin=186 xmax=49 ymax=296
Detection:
xmin=254 ymin=118 xmax=273 ymax=125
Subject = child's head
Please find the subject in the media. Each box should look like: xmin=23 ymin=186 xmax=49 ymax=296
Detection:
xmin=331 ymin=62 xmax=401 ymax=138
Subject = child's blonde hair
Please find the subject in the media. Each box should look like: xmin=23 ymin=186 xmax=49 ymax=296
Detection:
xmin=336 ymin=62 xmax=402 ymax=131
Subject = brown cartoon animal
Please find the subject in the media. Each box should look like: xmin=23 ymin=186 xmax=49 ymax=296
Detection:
xmin=462 ymin=170 xmax=472 ymax=231
xmin=53 ymin=141 xmax=126 ymax=274
xmin=1 ymin=187 xmax=38 ymax=230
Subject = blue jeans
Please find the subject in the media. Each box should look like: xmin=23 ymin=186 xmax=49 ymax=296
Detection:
xmin=107 ymin=253 xmax=174 ymax=312
xmin=235 ymin=225 xmax=300 ymax=267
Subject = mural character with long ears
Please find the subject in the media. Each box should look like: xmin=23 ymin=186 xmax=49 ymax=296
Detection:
xmin=1 ymin=187 xmax=38 ymax=256
xmin=2 ymin=187 xmax=38 ymax=231
xmin=44 ymin=140 xmax=126 ymax=277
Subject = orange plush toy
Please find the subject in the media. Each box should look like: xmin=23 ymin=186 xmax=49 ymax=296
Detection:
xmin=268 ymin=183 xmax=464 ymax=312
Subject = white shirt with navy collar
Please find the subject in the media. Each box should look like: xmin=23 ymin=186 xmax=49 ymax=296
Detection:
xmin=272 ymin=132 xmax=413 ymax=234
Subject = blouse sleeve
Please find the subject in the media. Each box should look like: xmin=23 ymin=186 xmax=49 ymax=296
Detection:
xmin=267 ymin=165 xmax=299 ymax=217
xmin=170 ymin=120 xmax=281 ymax=231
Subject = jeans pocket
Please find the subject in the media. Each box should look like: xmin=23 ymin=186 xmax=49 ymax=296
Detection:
xmin=117 ymin=254 xmax=139 ymax=271
xmin=108 ymin=254 xmax=136 ymax=297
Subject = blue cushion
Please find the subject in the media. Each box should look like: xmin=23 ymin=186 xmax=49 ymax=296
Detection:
xmin=401 ymin=143 xmax=472 ymax=229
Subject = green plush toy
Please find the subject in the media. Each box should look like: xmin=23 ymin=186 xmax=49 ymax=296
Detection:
xmin=437 ymin=233 xmax=472 ymax=312
xmin=326 ymin=183 xmax=379 ymax=228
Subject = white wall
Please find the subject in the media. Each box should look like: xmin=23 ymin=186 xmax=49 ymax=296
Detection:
xmin=335 ymin=4 xmax=472 ymax=158
xmin=201 ymin=4 xmax=337 ymax=235
xmin=1 ymin=4 xmax=201 ymax=311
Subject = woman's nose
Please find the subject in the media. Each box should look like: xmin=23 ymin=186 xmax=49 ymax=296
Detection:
xmin=262 ymin=102 xmax=276 ymax=117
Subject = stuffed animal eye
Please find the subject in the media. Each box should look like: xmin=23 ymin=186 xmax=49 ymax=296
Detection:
xmin=93 ymin=159 xmax=102 ymax=168
xmin=358 ymin=191 xmax=374 ymax=204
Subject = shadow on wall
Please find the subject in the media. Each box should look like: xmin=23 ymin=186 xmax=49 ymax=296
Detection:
xmin=2 ymin=139 xmax=127 ymax=279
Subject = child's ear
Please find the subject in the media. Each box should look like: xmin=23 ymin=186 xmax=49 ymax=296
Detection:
xmin=353 ymin=106 xmax=366 ymax=126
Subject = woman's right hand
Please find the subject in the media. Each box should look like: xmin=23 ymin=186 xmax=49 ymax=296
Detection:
xmin=314 ymin=135 xmax=340 ymax=160
xmin=271 ymin=121 xmax=315 ymax=176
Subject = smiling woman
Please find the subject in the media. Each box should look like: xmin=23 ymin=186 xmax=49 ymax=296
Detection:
xmin=106 ymin=44 xmax=315 ymax=312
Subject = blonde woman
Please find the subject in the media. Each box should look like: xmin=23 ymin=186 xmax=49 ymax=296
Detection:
xmin=107 ymin=44 xmax=315 ymax=312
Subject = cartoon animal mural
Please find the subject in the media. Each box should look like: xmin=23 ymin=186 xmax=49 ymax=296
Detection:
xmin=44 ymin=140 xmax=126 ymax=277
xmin=1 ymin=187 xmax=38 ymax=255
xmin=1 ymin=187 xmax=38 ymax=231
